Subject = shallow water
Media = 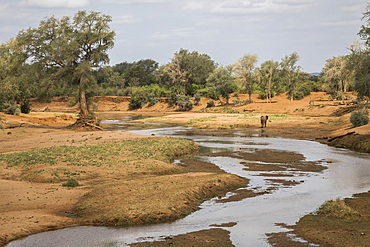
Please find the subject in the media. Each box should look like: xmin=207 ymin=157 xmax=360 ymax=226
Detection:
xmin=7 ymin=123 xmax=370 ymax=247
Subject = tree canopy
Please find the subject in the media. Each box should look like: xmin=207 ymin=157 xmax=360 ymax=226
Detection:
xmin=17 ymin=11 xmax=115 ymax=118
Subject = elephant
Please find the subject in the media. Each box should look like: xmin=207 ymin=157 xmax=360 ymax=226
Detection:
xmin=260 ymin=115 xmax=269 ymax=128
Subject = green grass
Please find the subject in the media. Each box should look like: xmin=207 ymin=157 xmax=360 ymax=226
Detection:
xmin=0 ymin=137 xmax=197 ymax=169
xmin=186 ymin=116 xmax=217 ymax=126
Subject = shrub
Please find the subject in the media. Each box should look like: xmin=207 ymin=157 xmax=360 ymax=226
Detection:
xmin=20 ymin=101 xmax=31 ymax=114
xmin=317 ymin=198 xmax=361 ymax=222
xmin=3 ymin=101 xmax=20 ymax=115
xmin=62 ymin=177 xmax=80 ymax=187
xmin=147 ymin=93 xmax=159 ymax=106
xmin=176 ymin=95 xmax=193 ymax=111
xmin=168 ymin=93 xmax=177 ymax=107
xmin=69 ymin=98 xmax=77 ymax=107
xmin=207 ymin=100 xmax=215 ymax=108
xmin=129 ymin=96 xmax=146 ymax=109
xmin=194 ymin=93 xmax=201 ymax=105
xmin=350 ymin=109 xmax=369 ymax=127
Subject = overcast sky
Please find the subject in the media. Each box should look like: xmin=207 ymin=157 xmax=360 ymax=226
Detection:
xmin=0 ymin=0 xmax=367 ymax=72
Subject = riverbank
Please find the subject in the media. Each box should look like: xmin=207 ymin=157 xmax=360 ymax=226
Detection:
xmin=0 ymin=128 xmax=248 ymax=245
xmin=0 ymin=92 xmax=369 ymax=246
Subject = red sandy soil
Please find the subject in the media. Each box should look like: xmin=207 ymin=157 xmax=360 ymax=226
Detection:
xmin=0 ymin=92 xmax=368 ymax=245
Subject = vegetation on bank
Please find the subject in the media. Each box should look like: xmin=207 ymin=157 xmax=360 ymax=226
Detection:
xmin=293 ymin=192 xmax=370 ymax=247
xmin=1 ymin=4 xmax=370 ymax=117
xmin=0 ymin=136 xmax=248 ymax=226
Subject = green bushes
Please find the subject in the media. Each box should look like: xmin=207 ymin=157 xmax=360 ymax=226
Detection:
xmin=175 ymin=95 xmax=193 ymax=111
xmin=2 ymin=101 xmax=20 ymax=115
xmin=207 ymin=100 xmax=215 ymax=108
xmin=350 ymin=108 xmax=369 ymax=127
xmin=62 ymin=177 xmax=80 ymax=187
xmin=129 ymin=96 xmax=146 ymax=109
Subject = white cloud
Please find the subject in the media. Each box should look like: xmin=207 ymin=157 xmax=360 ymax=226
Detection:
xmin=24 ymin=0 xmax=90 ymax=8
xmin=112 ymin=15 xmax=140 ymax=24
xmin=210 ymin=0 xmax=314 ymax=15
xmin=102 ymin=0 xmax=170 ymax=4
xmin=151 ymin=28 xmax=196 ymax=40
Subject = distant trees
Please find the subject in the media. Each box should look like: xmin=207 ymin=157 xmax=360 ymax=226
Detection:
xmin=280 ymin=52 xmax=301 ymax=101
xmin=322 ymin=56 xmax=353 ymax=98
xmin=232 ymin=54 xmax=258 ymax=101
xmin=163 ymin=49 xmax=216 ymax=95
xmin=257 ymin=60 xmax=280 ymax=103
xmin=206 ymin=66 xmax=236 ymax=104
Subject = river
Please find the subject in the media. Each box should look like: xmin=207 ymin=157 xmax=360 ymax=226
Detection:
xmin=7 ymin=118 xmax=370 ymax=247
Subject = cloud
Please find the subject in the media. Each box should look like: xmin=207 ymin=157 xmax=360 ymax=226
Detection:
xmin=210 ymin=0 xmax=314 ymax=15
xmin=112 ymin=15 xmax=140 ymax=24
xmin=24 ymin=0 xmax=90 ymax=8
xmin=102 ymin=0 xmax=170 ymax=4
xmin=151 ymin=28 xmax=196 ymax=41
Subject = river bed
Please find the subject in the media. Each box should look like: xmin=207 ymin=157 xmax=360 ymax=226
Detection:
xmin=7 ymin=118 xmax=370 ymax=247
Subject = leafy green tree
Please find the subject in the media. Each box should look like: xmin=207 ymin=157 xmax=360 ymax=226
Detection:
xmin=322 ymin=56 xmax=352 ymax=96
xmin=0 ymin=38 xmax=34 ymax=109
xmin=348 ymin=4 xmax=370 ymax=98
xmin=206 ymin=66 xmax=236 ymax=104
xmin=163 ymin=53 xmax=189 ymax=92
xmin=177 ymin=49 xmax=216 ymax=86
xmin=257 ymin=60 xmax=280 ymax=103
xmin=112 ymin=59 xmax=158 ymax=87
xmin=17 ymin=11 xmax=115 ymax=120
xmin=232 ymin=53 xmax=258 ymax=101
xmin=280 ymin=52 xmax=301 ymax=101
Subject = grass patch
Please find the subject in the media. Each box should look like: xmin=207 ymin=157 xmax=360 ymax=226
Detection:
xmin=317 ymin=198 xmax=362 ymax=222
xmin=186 ymin=116 xmax=217 ymax=126
xmin=294 ymin=192 xmax=370 ymax=246
xmin=0 ymin=137 xmax=198 ymax=183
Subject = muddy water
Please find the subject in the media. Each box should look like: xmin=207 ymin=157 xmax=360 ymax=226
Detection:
xmin=7 ymin=123 xmax=370 ymax=247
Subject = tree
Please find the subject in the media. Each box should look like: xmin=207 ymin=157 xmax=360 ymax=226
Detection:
xmin=163 ymin=53 xmax=189 ymax=93
xmin=112 ymin=59 xmax=159 ymax=87
xmin=257 ymin=60 xmax=280 ymax=103
xmin=348 ymin=4 xmax=370 ymax=98
xmin=17 ymin=11 xmax=115 ymax=122
xmin=233 ymin=53 xmax=258 ymax=101
xmin=177 ymin=49 xmax=216 ymax=86
xmin=280 ymin=52 xmax=300 ymax=101
xmin=206 ymin=66 xmax=236 ymax=104
xmin=322 ymin=56 xmax=352 ymax=96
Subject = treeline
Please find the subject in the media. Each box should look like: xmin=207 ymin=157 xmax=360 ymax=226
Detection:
xmin=0 ymin=5 xmax=369 ymax=115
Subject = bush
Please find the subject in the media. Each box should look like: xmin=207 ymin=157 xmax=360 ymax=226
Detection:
xmin=176 ymin=95 xmax=193 ymax=111
xmin=62 ymin=177 xmax=80 ymax=187
xmin=168 ymin=93 xmax=177 ymax=107
xmin=194 ymin=93 xmax=201 ymax=105
xmin=350 ymin=109 xmax=369 ymax=127
xmin=147 ymin=93 xmax=159 ymax=106
xmin=20 ymin=101 xmax=31 ymax=114
xmin=129 ymin=96 xmax=146 ymax=109
xmin=317 ymin=198 xmax=361 ymax=222
xmin=207 ymin=100 xmax=215 ymax=108
xmin=3 ymin=101 xmax=20 ymax=115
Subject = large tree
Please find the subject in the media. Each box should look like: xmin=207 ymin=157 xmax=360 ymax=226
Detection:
xmin=206 ymin=66 xmax=236 ymax=104
xmin=280 ymin=52 xmax=300 ymax=101
xmin=232 ymin=53 xmax=258 ymax=101
xmin=17 ymin=11 xmax=115 ymax=122
xmin=349 ymin=3 xmax=370 ymax=98
xmin=257 ymin=60 xmax=280 ymax=103
xmin=322 ymin=56 xmax=352 ymax=96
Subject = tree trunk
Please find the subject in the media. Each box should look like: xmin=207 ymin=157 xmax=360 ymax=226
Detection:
xmin=79 ymin=75 xmax=89 ymax=117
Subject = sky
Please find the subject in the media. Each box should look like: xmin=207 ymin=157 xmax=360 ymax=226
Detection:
xmin=0 ymin=0 xmax=367 ymax=73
